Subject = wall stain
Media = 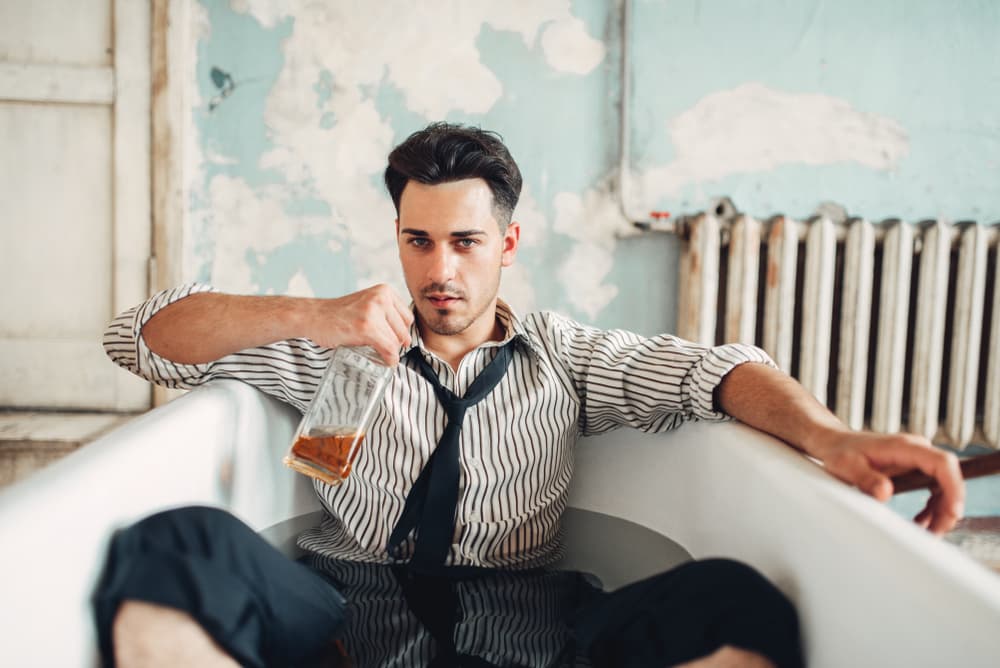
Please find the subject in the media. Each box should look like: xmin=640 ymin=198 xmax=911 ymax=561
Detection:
xmin=208 ymin=66 xmax=236 ymax=111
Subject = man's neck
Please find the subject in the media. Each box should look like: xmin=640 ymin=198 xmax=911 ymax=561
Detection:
xmin=418 ymin=310 xmax=505 ymax=372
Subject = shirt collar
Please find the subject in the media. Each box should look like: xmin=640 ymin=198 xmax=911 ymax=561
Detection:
xmin=495 ymin=299 xmax=544 ymax=359
xmin=401 ymin=298 xmax=543 ymax=360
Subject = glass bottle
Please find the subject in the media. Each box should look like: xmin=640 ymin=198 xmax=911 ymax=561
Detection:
xmin=283 ymin=346 xmax=391 ymax=485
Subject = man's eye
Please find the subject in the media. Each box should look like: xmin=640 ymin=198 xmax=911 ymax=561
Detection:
xmin=456 ymin=239 xmax=477 ymax=248
xmin=408 ymin=238 xmax=430 ymax=247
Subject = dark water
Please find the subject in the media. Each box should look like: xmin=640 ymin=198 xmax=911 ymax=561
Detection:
xmin=260 ymin=508 xmax=692 ymax=667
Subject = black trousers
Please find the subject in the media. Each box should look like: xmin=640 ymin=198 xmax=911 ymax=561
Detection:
xmin=93 ymin=507 xmax=803 ymax=668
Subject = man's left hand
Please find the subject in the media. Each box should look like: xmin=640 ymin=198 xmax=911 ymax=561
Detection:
xmin=717 ymin=362 xmax=966 ymax=535
xmin=810 ymin=429 xmax=965 ymax=535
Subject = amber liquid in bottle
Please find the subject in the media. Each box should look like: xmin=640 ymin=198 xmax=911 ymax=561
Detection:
xmin=285 ymin=428 xmax=365 ymax=485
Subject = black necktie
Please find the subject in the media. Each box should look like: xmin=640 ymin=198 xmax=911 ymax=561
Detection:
xmin=387 ymin=341 xmax=515 ymax=571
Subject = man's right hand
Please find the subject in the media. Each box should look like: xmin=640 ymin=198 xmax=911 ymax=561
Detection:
xmin=141 ymin=284 xmax=414 ymax=367
xmin=303 ymin=284 xmax=413 ymax=365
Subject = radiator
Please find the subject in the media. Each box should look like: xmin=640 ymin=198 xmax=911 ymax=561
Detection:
xmin=676 ymin=209 xmax=1000 ymax=450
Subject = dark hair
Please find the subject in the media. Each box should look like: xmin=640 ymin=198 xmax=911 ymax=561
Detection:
xmin=384 ymin=122 xmax=523 ymax=229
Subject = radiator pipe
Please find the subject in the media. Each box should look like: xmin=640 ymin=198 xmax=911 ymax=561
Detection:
xmin=617 ymin=0 xmax=675 ymax=234
xmin=657 ymin=212 xmax=1000 ymax=248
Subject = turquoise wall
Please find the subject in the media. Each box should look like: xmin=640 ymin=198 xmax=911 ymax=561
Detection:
xmin=632 ymin=0 xmax=1000 ymax=221
xmin=187 ymin=0 xmax=999 ymax=340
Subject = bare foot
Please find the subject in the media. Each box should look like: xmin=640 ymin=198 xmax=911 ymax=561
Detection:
xmin=113 ymin=600 xmax=240 ymax=668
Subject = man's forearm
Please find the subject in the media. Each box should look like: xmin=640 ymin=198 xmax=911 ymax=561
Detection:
xmin=141 ymin=292 xmax=318 ymax=365
xmin=715 ymin=362 xmax=846 ymax=459
xmin=139 ymin=284 xmax=414 ymax=367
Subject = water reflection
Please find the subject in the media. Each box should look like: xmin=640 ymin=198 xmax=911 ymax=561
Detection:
xmin=304 ymin=556 xmax=600 ymax=666
xmin=282 ymin=508 xmax=693 ymax=667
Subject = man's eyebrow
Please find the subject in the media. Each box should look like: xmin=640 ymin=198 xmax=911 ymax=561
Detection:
xmin=399 ymin=228 xmax=486 ymax=237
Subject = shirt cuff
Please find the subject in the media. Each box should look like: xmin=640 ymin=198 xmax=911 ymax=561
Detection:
xmin=687 ymin=343 xmax=777 ymax=420
xmin=133 ymin=283 xmax=218 ymax=386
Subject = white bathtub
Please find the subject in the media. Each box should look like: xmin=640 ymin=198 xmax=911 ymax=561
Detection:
xmin=2 ymin=379 xmax=999 ymax=666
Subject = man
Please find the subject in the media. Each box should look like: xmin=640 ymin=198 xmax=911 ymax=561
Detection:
xmin=101 ymin=123 xmax=963 ymax=667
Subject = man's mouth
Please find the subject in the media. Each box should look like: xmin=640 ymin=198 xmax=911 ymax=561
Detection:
xmin=427 ymin=295 xmax=460 ymax=308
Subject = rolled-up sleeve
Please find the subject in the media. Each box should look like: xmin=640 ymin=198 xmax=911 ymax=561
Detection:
xmin=102 ymin=283 xmax=217 ymax=388
xmin=541 ymin=312 xmax=776 ymax=435
xmin=102 ymin=283 xmax=330 ymax=412
xmin=684 ymin=341 xmax=776 ymax=418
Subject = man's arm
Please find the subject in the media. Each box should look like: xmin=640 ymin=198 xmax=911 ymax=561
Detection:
xmin=716 ymin=362 xmax=965 ymax=535
xmin=142 ymin=284 xmax=413 ymax=367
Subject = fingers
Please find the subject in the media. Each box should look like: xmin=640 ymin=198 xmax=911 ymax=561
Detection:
xmin=827 ymin=452 xmax=893 ymax=502
xmin=365 ymin=305 xmax=409 ymax=366
xmin=870 ymin=436 xmax=964 ymax=534
xmin=387 ymin=290 xmax=414 ymax=347
xmin=919 ymin=486 xmax=963 ymax=536
xmin=391 ymin=289 xmax=414 ymax=327
xmin=316 ymin=284 xmax=414 ymax=366
xmin=368 ymin=323 xmax=405 ymax=367
xmin=877 ymin=441 xmax=963 ymax=508
xmin=823 ymin=432 xmax=965 ymax=535
xmin=363 ymin=287 xmax=410 ymax=366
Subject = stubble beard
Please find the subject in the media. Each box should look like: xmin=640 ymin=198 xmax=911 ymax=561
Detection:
xmin=419 ymin=272 xmax=502 ymax=337
xmin=423 ymin=300 xmax=489 ymax=336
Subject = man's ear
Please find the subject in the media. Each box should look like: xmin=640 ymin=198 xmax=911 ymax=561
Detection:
xmin=501 ymin=221 xmax=520 ymax=267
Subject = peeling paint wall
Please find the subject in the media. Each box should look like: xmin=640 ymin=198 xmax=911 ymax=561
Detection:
xmin=631 ymin=0 xmax=1000 ymax=221
xmin=182 ymin=0 xmax=1000 ymax=336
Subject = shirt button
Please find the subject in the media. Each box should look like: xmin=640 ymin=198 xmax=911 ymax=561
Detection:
xmin=468 ymin=511 xmax=482 ymax=522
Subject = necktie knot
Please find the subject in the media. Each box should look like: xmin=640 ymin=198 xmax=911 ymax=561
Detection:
xmin=421 ymin=380 xmax=465 ymax=421
xmin=444 ymin=402 xmax=467 ymax=423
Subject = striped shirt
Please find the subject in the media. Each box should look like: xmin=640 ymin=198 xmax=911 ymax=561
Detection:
xmin=103 ymin=283 xmax=775 ymax=569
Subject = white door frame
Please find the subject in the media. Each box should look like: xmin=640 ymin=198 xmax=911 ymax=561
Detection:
xmin=152 ymin=0 xmax=188 ymax=297
xmin=151 ymin=0 xmax=193 ymax=406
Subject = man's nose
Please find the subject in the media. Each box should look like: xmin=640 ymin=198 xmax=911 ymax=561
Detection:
xmin=427 ymin=247 xmax=456 ymax=284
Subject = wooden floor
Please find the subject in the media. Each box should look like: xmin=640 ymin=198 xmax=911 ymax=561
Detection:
xmin=0 ymin=411 xmax=134 ymax=488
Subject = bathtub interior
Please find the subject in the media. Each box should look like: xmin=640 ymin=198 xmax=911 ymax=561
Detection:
xmin=5 ymin=378 xmax=1000 ymax=667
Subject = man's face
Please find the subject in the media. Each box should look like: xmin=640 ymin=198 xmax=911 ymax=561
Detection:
xmin=396 ymin=178 xmax=519 ymax=340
